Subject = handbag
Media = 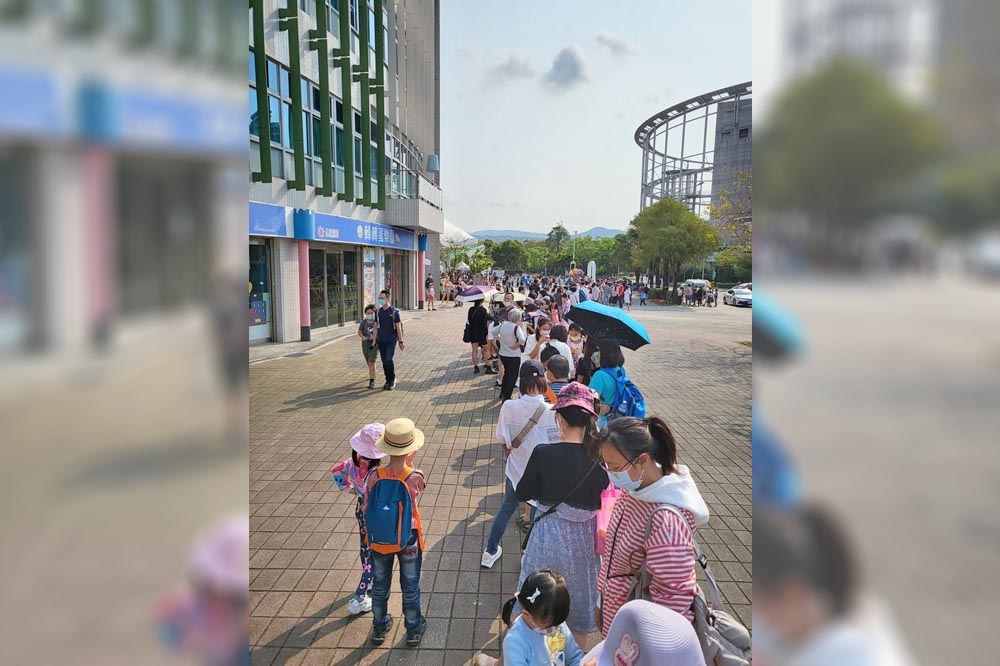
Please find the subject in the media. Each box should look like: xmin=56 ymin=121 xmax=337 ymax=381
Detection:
xmin=462 ymin=322 xmax=471 ymax=343
xmin=624 ymin=505 xmax=752 ymax=666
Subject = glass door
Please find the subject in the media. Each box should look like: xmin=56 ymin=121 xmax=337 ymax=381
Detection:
xmin=249 ymin=241 xmax=272 ymax=342
xmin=343 ymin=249 xmax=359 ymax=323
xmin=309 ymin=248 xmax=326 ymax=329
xmin=325 ymin=251 xmax=343 ymax=326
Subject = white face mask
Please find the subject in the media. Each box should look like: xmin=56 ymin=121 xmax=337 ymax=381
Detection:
xmin=606 ymin=458 xmax=644 ymax=492
xmin=522 ymin=613 xmax=559 ymax=638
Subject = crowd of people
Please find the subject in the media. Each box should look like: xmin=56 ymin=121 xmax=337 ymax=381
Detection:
xmin=332 ymin=271 xmax=744 ymax=665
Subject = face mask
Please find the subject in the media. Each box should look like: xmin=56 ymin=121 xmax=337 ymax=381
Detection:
xmin=607 ymin=459 xmax=643 ymax=492
xmin=592 ymin=351 xmax=600 ymax=366
xmin=523 ymin=613 xmax=559 ymax=637
xmin=569 ymin=334 xmax=581 ymax=342
xmin=365 ymin=313 xmax=375 ymax=320
xmin=378 ymin=298 xmax=387 ymax=306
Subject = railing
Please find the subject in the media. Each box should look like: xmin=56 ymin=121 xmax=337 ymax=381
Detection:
xmin=416 ymin=174 xmax=443 ymax=209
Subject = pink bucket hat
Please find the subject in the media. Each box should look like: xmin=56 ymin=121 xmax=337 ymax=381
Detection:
xmin=553 ymin=381 xmax=599 ymax=416
xmin=583 ymin=600 xmax=705 ymax=666
xmin=350 ymin=423 xmax=387 ymax=460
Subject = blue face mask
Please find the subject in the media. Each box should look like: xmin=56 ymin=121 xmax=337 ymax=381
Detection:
xmin=378 ymin=298 xmax=387 ymax=306
xmin=606 ymin=459 xmax=643 ymax=491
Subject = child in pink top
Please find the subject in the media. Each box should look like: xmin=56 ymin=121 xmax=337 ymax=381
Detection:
xmin=331 ymin=423 xmax=386 ymax=615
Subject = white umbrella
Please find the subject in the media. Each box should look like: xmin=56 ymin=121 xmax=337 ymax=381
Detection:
xmin=456 ymin=261 xmax=471 ymax=271
xmin=490 ymin=291 xmax=527 ymax=303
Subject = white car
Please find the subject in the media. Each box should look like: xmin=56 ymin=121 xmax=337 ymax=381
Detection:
xmin=724 ymin=287 xmax=753 ymax=307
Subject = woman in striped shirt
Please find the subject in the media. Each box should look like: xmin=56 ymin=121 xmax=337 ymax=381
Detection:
xmin=592 ymin=416 xmax=711 ymax=637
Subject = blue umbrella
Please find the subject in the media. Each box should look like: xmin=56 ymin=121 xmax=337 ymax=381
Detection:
xmin=568 ymin=300 xmax=651 ymax=350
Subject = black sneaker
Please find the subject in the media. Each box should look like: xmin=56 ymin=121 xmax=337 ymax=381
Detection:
xmin=474 ymin=366 xmax=481 ymax=374
xmin=405 ymin=618 xmax=427 ymax=648
xmin=493 ymin=381 xmax=502 ymax=389
xmin=383 ymin=382 xmax=391 ymax=391
xmin=371 ymin=615 xmax=394 ymax=646
xmin=484 ymin=366 xmax=496 ymax=375
xmin=368 ymin=379 xmax=376 ymax=390
xmin=388 ymin=381 xmax=396 ymax=390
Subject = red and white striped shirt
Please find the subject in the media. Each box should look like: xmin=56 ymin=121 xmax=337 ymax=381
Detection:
xmin=597 ymin=493 xmax=697 ymax=636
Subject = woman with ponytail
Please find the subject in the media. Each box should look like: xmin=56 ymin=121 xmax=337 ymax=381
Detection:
xmin=592 ymin=416 xmax=711 ymax=637
xmin=512 ymin=382 xmax=609 ymax=652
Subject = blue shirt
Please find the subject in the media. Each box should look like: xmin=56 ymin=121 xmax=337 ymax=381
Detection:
xmin=375 ymin=306 xmax=401 ymax=343
xmin=502 ymin=617 xmax=583 ymax=666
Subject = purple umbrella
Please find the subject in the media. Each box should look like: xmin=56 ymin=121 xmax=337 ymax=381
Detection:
xmin=456 ymin=286 xmax=498 ymax=303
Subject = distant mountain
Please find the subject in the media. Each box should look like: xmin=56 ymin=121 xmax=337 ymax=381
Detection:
xmin=472 ymin=226 xmax=625 ymax=242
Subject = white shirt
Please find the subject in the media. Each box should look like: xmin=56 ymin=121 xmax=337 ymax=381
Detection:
xmin=569 ymin=289 xmax=580 ymax=305
xmin=498 ymin=321 xmax=526 ymax=357
xmin=591 ymin=286 xmax=601 ymax=301
xmin=624 ymin=288 xmax=632 ymax=303
xmin=543 ymin=339 xmax=575 ymax=376
xmin=495 ymin=394 xmax=560 ymax=489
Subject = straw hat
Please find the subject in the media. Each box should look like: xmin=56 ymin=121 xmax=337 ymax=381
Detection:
xmin=375 ymin=418 xmax=425 ymax=456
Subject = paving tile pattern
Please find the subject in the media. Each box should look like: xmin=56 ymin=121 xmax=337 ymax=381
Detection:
xmin=250 ymin=303 xmax=751 ymax=665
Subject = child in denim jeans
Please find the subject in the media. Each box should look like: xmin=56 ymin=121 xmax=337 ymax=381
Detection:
xmin=363 ymin=418 xmax=428 ymax=647
xmin=331 ymin=423 xmax=386 ymax=616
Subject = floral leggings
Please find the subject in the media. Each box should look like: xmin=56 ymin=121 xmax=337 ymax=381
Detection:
xmin=354 ymin=496 xmax=374 ymax=600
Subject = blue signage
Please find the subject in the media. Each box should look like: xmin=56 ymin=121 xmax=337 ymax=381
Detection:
xmin=0 ymin=68 xmax=61 ymax=136
xmin=249 ymin=202 xmax=289 ymax=237
xmin=294 ymin=209 xmax=415 ymax=250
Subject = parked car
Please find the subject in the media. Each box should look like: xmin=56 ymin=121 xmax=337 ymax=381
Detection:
xmin=724 ymin=287 xmax=753 ymax=307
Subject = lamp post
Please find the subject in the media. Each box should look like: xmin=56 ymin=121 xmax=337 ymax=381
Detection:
xmin=572 ymin=229 xmax=578 ymax=269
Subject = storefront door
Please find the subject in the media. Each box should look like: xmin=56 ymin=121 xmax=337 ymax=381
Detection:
xmin=309 ymin=247 xmax=361 ymax=330
xmin=249 ymin=240 xmax=273 ymax=343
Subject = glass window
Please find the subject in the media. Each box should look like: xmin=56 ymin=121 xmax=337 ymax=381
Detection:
xmin=280 ymin=67 xmax=291 ymax=97
xmin=301 ymin=80 xmax=309 ymax=107
xmin=282 ymin=102 xmax=293 ymax=148
xmin=367 ymin=6 xmax=375 ymax=41
xmin=354 ymin=112 xmax=362 ymax=133
xmin=350 ymin=0 xmax=359 ymax=31
xmin=271 ymin=147 xmax=284 ymax=177
xmin=268 ymin=96 xmax=281 ymax=144
xmin=313 ymin=86 xmax=321 ymax=111
xmin=267 ymin=60 xmax=279 ymax=91
xmin=249 ymin=89 xmax=260 ymax=138
xmin=335 ymin=127 xmax=345 ymax=166
xmin=312 ymin=117 xmax=322 ymax=156
xmin=249 ymin=50 xmax=256 ymax=83
xmin=335 ymin=100 xmax=344 ymax=124
xmin=354 ymin=137 xmax=362 ymax=174
xmin=301 ymin=111 xmax=310 ymax=154
xmin=250 ymin=141 xmax=261 ymax=172
xmin=249 ymin=244 xmax=272 ymax=341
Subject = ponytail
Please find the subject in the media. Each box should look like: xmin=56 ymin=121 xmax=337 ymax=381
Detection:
xmin=601 ymin=415 xmax=678 ymax=474
xmin=644 ymin=416 xmax=677 ymax=474
xmin=501 ymin=596 xmax=518 ymax=627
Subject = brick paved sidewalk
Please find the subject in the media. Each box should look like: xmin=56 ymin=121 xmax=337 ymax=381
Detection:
xmin=250 ymin=303 xmax=751 ymax=666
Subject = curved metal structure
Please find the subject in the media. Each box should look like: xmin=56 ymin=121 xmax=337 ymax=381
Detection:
xmin=635 ymin=82 xmax=752 ymax=217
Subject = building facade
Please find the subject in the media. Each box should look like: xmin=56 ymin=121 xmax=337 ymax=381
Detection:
xmin=249 ymin=0 xmax=443 ymax=344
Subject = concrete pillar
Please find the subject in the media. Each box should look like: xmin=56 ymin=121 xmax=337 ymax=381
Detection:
xmin=297 ymin=240 xmax=310 ymax=341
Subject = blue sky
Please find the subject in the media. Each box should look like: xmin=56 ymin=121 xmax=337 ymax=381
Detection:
xmin=439 ymin=1 xmax=752 ymax=234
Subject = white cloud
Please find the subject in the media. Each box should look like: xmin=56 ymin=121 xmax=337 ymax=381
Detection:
xmin=543 ymin=46 xmax=588 ymax=92
xmin=596 ymin=34 xmax=636 ymax=58
xmin=483 ymin=53 xmax=537 ymax=87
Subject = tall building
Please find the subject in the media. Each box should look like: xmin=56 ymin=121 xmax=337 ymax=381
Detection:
xmin=249 ymin=0 xmax=443 ymax=344
xmin=710 ymin=97 xmax=753 ymax=220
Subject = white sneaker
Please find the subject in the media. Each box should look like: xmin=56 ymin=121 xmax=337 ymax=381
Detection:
xmin=475 ymin=655 xmax=499 ymax=666
xmin=480 ymin=546 xmax=502 ymax=569
xmin=347 ymin=595 xmax=372 ymax=615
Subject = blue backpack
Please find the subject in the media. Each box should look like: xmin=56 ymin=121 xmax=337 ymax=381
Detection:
xmin=602 ymin=367 xmax=646 ymax=420
xmin=364 ymin=467 xmax=424 ymax=554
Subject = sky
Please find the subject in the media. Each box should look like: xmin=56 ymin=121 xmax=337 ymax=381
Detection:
xmin=439 ymin=0 xmax=753 ymax=234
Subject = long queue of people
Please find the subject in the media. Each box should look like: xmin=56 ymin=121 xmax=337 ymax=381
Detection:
xmin=331 ymin=275 xmax=748 ymax=665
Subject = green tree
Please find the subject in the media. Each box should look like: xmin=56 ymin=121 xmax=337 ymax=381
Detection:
xmin=525 ymin=246 xmax=548 ymax=272
xmin=441 ymin=234 xmax=470 ymax=271
xmin=714 ymin=244 xmax=752 ymax=284
xmin=491 ymin=239 xmax=526 ymax=270
xmin=629 ymin=198 xmax=719 ymax=301
xmin=547 ymin=224 xmax=570 ymax=254
xmin=756 ymin=60 xmax=943 ymax=259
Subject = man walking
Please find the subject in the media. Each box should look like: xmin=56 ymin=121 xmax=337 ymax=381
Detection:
xmin=372 ymin=289 xmax=405 ymax=390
